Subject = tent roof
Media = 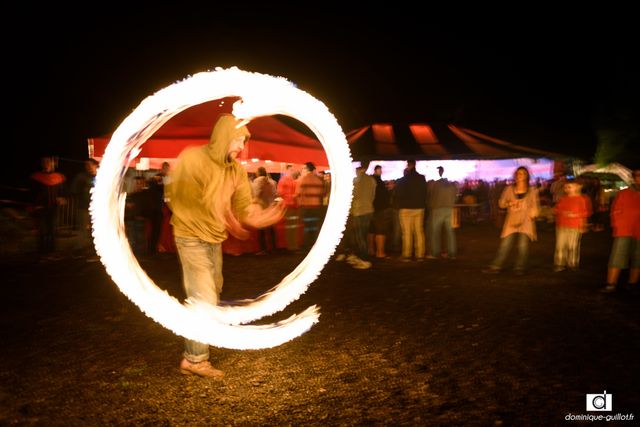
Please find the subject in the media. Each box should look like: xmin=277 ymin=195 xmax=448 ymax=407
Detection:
xmin=346 ymin=123 xmax=568 ymax=160
xmin=88 ymin=98 xmax=328 ymax=170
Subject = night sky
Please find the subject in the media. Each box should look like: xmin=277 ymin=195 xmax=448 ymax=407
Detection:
xmin=4 ymin=7 xmax=638 ymax=187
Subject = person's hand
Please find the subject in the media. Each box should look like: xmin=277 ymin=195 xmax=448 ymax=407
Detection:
xmin=243 ymin=200 xmax=286 ymax=229
xmin=224 ymin=201 xmax=286 ymax=240
xmin=224 ymin=209 xmax=251 ymax=240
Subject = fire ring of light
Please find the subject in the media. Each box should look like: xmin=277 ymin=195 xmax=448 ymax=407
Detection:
xmin=91 ymin=67 xmax=353 ymax=349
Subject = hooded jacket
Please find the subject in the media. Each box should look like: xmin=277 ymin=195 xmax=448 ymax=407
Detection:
xmin=167 ymin=114 xmax=252 ymax=243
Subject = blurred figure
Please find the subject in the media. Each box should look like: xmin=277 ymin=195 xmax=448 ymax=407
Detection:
xmin=277 ymin=164 xmax=300 ymax=251
xmin=483 ymin=167 xmax=539 ymax=275
xmin=553 ymin=179 xmax=591 ymax=272
xmin=166 ymin=114 xmax=284 ymax=377
xmin=295 ymin=162 xmax=326 ymax=250
xmin=428 ymin=166 xmax=458 ymax=259
xmin=602 ymin=168 xmax=640 ymax=293
xmin=147 ymin=162 xmax=170 ymax=256
xmin=71 ymin=158 xmax=99 ymax=258
xmin=393 ymin=160 xmax=427 ymax=261
xmin=252 ymin=166 xmax=277 ymax=254
xmin=368 ymin=165 xmax=393 ymax=259
xmin=346 ymin=164 xmax=376 ymax=269
xmin=549 ymin=172 xmax=567 ymax=206
xmin=30 ymin=156 xmax=66 ymax=259
xmin=124 ymin=176 xmax=149 ymax=257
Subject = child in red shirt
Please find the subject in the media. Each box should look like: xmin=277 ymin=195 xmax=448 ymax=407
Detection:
xmin=553 ymin=179 xmax=592 ymax=272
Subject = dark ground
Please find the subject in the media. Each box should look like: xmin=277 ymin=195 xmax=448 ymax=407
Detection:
xmin=1 ymin=222 xmax=638 ymax=426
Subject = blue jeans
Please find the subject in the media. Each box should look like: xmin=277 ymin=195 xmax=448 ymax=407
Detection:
xmin=175 ymin=236 xmax=223 ymax=363
xmin=301 ymin=207 xmax=325 ymax=249
xmin=350 ymin=213 xmax=373 ymax=260
xmin=429 ymin=208 xmax=456 ymax=257
xmin=490 ymin=232 xmax=530 ymax=271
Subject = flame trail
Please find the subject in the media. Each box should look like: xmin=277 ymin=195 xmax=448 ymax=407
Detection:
xmin=91 ymin=67 xmax=354 ymax=349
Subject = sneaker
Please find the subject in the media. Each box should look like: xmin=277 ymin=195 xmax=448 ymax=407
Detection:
xmin=346 ymin=254 xmax=359 ymax=264
xmin=600 ymin=284 xmax=616 ymax=293
xmin=352 ymin=259 xmax=372 ymax=269
xmin=553 ymin=265 xmax=566 ymax=273
xmin=180 ymin=359 xmax=224 ymax=378
xmin=335 ymin=254 xmax=346 ymax=262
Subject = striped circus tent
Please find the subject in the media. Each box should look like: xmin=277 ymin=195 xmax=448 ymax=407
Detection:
xmin=346 ymin=123 xmax=564 ymax=160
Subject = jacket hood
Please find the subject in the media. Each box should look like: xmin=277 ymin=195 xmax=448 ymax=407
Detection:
xmin=207 ymin=114 xmax=251 ymax=166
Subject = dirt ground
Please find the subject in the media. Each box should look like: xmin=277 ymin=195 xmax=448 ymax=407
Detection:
xmin=1 ymin=222 xmax=639 ymax=426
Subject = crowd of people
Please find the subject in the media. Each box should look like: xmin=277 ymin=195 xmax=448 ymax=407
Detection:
xmin=24 ymin=153 xmax=639 ymax=293
xmin=18 ymin=143 xmax=639 ymax=379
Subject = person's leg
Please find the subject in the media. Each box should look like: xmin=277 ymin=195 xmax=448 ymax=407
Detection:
xmin=414 ymin=209 xmax=426 ymax=259
xmin=175 ymin=237 xmax=222 ymax=363
xmin=44 ymin=207 xmax=57 ymax=253
xmin=375 ymin=235 xmax=386 ymax=258
xmin=514 ymin=233 xmax=530 ymax=272
xmin=399 ymin=209 xmax=412 ymax=259
xmin=554 ymin=227 xmax=567 ymax=269
xmin=391 ymin=209 xmax=401 ymax=253
xmin=490 ymin=233 xmax=515 ymax=270
xmin=303 ymin=207 xmax=323 ymax=250
xmin=148 ymin=212 xmax=163 ymax=255
xmin=257 ymin=228 xmax=267 ymax=253
xmin=268 ymin=225 xmax=276 ymax=252
xmin=353 ymin=214 xmax=372 ymax=261
xmin=442 ymin=208 xmax=456 ymax=258
xmin=567 ymin=228 xmax=581 ymax=269
xmin=284 ymin=208 xmax=300 ymax=250
xmin=606 ymin=237 xmax=630 ymax=288
xmin=429 ymin=209 xmax=440 ymax=258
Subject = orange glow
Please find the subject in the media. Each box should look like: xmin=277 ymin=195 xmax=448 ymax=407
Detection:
xmin=372 ymin=124 xmax=395 ymax=144
xmin=409 ymin=124 xmax=449 ymax=156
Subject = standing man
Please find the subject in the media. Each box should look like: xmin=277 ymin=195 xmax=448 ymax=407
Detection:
xmin=71 ymin=158 xmax=99 ymax=258
xmin=428 ymin=166 xmax=458 ymax=259
xmin=295 ymin=162 xmax=326 ymax=250
xmin=347 ymin=164 xmax=376 ymax=269
xmin=31 ymin=156 xmax=66 ymax=260
xmin=167 ymin=114 xmax=284 ymax=377
xmin=393 ymin=159 xmax=427 ymax=261
xmin=602 ymin=167 xmax=640 ymax=293
xmin=252 ymin=166 xmax=277 ymax=254
xmin=277 ymin=164 xmax=300 ymax=251
xmin=368 ymin=165 xmax=393 ymax=259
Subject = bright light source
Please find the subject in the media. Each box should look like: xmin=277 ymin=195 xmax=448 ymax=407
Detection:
xmin=91 ymin=67 xmax=353 ymax=349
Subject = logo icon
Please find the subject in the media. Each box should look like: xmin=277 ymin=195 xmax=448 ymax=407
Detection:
xmin=586 ymin=391 xmax=613 ymax=411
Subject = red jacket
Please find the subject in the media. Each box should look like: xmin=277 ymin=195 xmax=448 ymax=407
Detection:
xmin=610 ymin=186 xmax=640 ymax=238
xmin=554 ymin=195 xmax=591 ymax=229
xmin=277 ymin=175 xmax=298 ymax=208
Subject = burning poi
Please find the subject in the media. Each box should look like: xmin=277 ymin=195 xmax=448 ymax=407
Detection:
xmin=91 ymin=67 xmax=353 ymax=350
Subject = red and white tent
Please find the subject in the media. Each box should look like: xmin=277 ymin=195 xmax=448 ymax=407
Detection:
xmin=347 ymin=123 xmax=565 ymax=160
xmin=88 ymin=97 xmax=329 ymax=172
